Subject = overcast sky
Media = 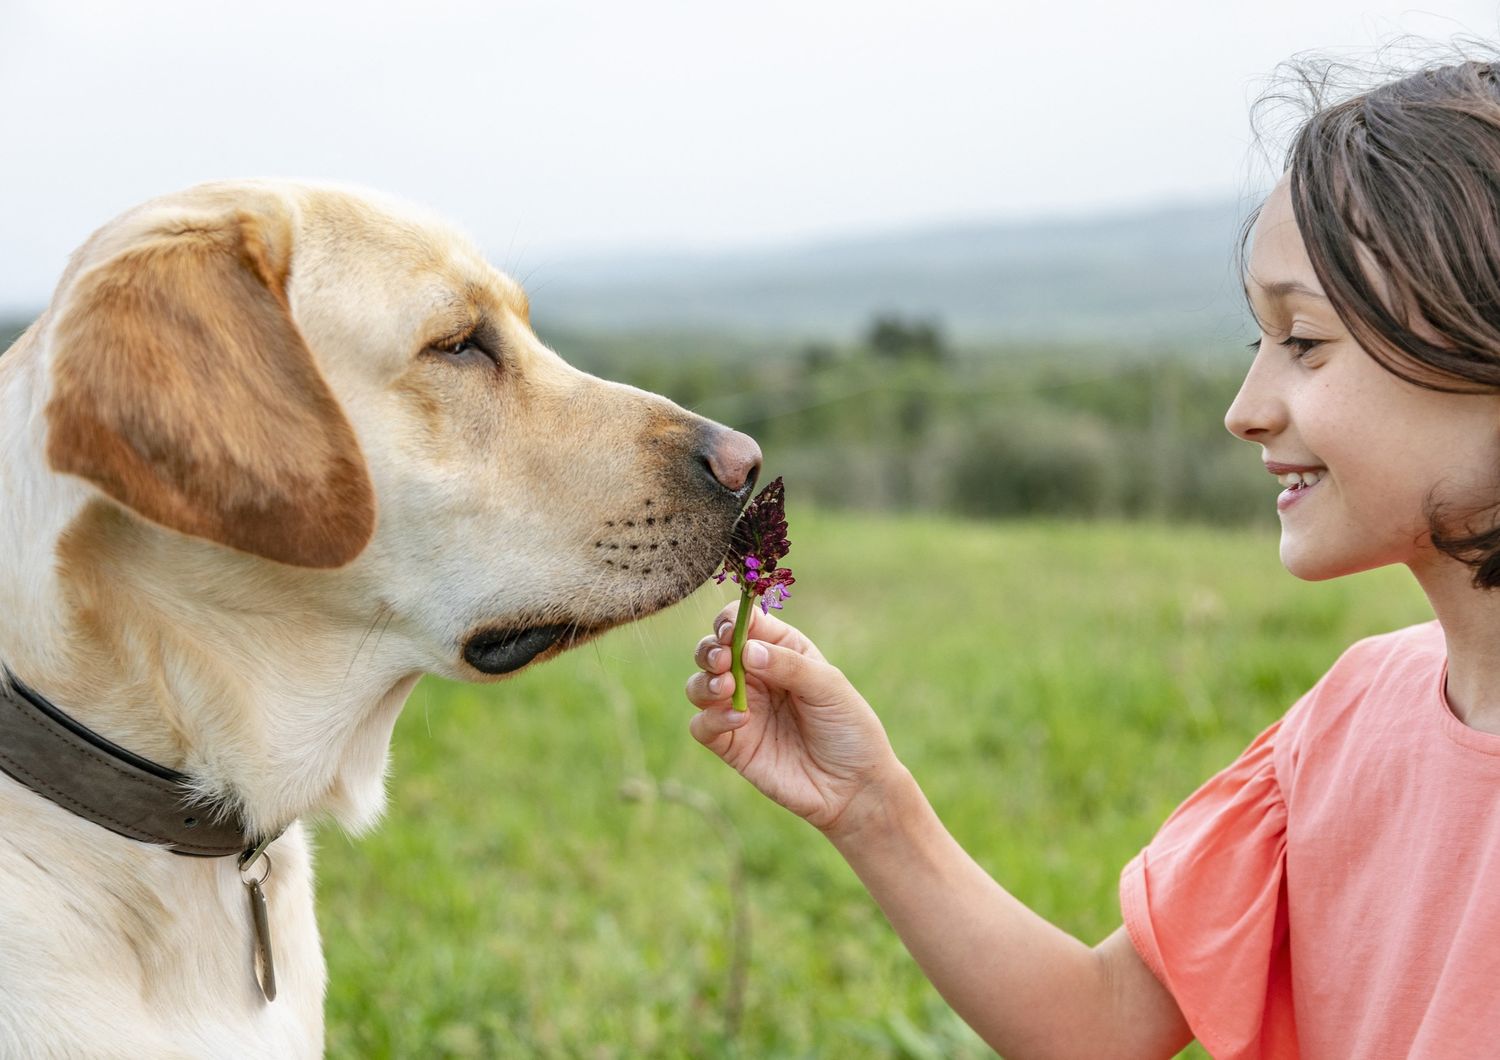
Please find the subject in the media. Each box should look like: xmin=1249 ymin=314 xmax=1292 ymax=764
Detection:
xmin=3 ymin=0 xmax=1497 ymax=312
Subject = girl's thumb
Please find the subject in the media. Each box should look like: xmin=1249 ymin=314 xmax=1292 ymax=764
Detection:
xmin=742 ymin=640 xmax=846 ymax=705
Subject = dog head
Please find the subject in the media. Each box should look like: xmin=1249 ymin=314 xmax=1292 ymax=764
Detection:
xmin=40 ymin=180 xmax=759 ymax=684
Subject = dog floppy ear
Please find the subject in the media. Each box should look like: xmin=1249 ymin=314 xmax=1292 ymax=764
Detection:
xmin=44 ymin=204 xmax=376 ymax=568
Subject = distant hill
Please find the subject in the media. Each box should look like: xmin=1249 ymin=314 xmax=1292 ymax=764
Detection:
xmin=528 ymin=197 xmax=1257 ymax=350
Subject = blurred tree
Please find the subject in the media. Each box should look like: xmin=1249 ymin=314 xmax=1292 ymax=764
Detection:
xmin=798 ymin=341 xmax=840 ymax=374
xmin=945 ymin=406 xmax=1122 ymax=519
xmin=864 ymin=313 xmax=949 ymax=365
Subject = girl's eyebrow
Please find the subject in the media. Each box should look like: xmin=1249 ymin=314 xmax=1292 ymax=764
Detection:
xmin=1243 ymin=277 xmax=1329 ymax=302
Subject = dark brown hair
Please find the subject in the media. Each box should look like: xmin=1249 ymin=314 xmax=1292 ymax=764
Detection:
xmin=1243 ymin=45 xmax=1500 ymax=588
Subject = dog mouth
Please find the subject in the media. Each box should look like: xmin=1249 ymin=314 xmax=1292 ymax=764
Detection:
xmin=461 ymin=623 xmax=582 ymax=675
xmin=460 ymin=489 xmax=755 ymax=678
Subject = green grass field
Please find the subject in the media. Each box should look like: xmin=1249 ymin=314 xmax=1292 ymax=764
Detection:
xmin=315 ymin=511 xmax=1432 ymax=1058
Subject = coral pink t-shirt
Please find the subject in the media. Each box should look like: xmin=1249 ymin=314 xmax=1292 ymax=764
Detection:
xmin=1121 ymin=621 xmax=1500 ymax=1058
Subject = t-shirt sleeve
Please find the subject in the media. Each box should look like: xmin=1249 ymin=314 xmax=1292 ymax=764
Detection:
xmin=1120 ymin=718 xmax=1292 ymax=1059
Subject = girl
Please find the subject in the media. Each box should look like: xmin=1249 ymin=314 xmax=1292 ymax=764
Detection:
xmin=684 ymin=57 xmax=1500 ymax=1058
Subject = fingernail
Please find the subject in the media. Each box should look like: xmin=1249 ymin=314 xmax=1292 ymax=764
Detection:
xmin=744 ymin=642 xmax=768 ymax=668
xmin=709 ymin=648 xmax=726 ymax=667
xmin=725 ymin=708 xmax=748 ymax=725
xmin=709 ymin=675 xmax=726 ymax=694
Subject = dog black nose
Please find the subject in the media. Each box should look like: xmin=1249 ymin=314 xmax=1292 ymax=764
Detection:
xmin=700 ymin=428 xmax=762 ymax=493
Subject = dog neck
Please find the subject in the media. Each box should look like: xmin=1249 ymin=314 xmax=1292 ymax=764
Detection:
xmin=0 ymin=334 xmax=422 ymax=840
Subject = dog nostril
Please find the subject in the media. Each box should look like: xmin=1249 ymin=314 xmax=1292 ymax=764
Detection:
xmin=700 ymin=429 xmax=762 ymax=493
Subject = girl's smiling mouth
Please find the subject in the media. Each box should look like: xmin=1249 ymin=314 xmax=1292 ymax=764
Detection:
xmin=1266 ymin=461 xmax=1327 ymax=512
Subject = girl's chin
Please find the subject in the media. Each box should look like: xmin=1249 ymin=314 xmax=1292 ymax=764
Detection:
xmin=1278 ymin=536 xmax=1385 ymax=582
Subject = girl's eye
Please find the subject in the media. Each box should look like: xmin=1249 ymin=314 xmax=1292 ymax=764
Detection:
xmin=1280 ymin=335 xmax=1323 ymax=359
xmin=1244 ymin=334 xmax=1325 ymax=362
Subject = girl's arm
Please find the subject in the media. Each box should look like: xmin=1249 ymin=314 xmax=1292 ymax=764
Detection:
xmin=828 ymin=760 xmax=1190 ymax=1059
xmin=686 ymin=608 xmax=1191 ymax=1059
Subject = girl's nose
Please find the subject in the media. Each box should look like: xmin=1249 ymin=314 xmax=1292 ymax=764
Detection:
xmin=1224 ymin=349 xmax=1287 ymax=441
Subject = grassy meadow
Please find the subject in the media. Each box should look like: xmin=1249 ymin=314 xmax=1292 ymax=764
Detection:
xmin=315 ymin=510 xmax=1432 ymax=1059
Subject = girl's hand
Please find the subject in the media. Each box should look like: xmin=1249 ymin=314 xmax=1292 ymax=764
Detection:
xmin=685 ymin=604 xmax=903 ymax=836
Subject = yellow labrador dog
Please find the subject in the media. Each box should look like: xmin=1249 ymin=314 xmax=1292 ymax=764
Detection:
xmin=0 ymin=181 xmax=759 ymax=1057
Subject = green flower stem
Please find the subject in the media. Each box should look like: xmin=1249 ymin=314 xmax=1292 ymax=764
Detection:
xmin=730 ymin=589 xmax=753 ymax=712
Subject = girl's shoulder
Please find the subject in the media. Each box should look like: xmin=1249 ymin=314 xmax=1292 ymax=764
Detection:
xmin=1318 ymin=618 xmax=1444 ymax=690
xmin=1279 ymin=619 xmax=1444 ymax=761
xmin=1337 ymin=618 xmax=1444 ymax=661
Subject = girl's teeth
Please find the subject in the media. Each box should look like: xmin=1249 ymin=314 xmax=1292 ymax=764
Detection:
xmin=1277 ymin=470 xmax=1325 ymax=488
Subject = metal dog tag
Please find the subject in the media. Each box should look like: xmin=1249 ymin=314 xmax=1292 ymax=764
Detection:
xmin=246 ymin=875 xmax=277 ymax=1002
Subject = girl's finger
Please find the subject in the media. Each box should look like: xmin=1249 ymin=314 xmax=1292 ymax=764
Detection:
xmin=714 ymin=603 xmax=788 ymax=642
xmin=689 ymin=704 xmax=750 ymax=747
xmin=693 ymin=634 xmax=725 ymax=672
xmin=715 ymin=606 xmax=821 ymax=660
xmin=684 ymin=668 xmax=735 ymax=708
xmin=717 ymin=604 xmax=770 ymax=642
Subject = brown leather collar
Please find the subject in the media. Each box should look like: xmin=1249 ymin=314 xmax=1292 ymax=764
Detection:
xmin=0 ymin=669 xmax=260 ymax=857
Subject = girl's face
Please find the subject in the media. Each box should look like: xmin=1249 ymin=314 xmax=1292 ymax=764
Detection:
xmin=1226 ymin=176 xmax=1500 ymax=583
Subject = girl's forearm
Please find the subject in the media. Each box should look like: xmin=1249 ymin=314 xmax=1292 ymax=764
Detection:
xmin=824 ymin=766 xmax=1187 ymax=1059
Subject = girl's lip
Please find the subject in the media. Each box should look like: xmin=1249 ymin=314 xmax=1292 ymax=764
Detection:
xmin=1264 ymin=460 xmax=1327 ymax=474
xmin=1276 ymin=474 xmax=1323 ymax=512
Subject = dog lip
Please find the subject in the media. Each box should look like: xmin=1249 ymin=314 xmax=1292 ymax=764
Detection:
xmin=462 ymin=623 xmax=572 ymax=675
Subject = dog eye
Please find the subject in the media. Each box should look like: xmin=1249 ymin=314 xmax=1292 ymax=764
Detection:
xmin=430 ymin=336 xmax=495 ymax=366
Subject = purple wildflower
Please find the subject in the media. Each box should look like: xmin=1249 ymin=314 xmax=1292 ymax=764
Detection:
xmin=719 ymin=477 xmax=795 ymax=610
xmin=720 ymin=476 xmax=797 ymax=711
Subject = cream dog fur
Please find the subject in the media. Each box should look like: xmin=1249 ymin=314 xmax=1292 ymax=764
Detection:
xmin=0 ymin=180 xmax=759 ymax=1057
